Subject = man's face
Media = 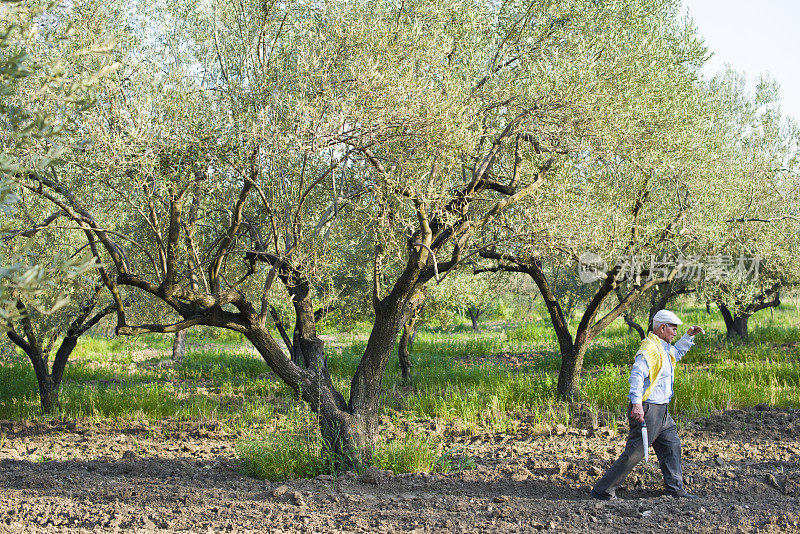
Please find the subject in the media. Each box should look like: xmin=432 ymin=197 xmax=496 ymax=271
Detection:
xmin=656 ymin=323 xmax=678 ymax=342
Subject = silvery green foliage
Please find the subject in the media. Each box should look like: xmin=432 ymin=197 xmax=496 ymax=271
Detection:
xmin=0 ymin=0 xmax=114 ymax=331
xmin=0 ymin=180 xmax=95 ymax=330
xmin=697 ymin=70 xmax=800 ymax=314
xmin=88 ymin=0 xmax=711 ymax=290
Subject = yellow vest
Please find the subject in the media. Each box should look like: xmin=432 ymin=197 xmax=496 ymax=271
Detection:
xmin=637 ymin=332 xmax=676 ymax=402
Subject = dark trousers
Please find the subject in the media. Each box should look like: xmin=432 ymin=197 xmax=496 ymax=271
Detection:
xmin=592 ymin=402 xmax=687 ymax=498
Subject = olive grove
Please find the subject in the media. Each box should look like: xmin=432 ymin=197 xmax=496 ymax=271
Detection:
xmin=11 ymin=0 xmax=798 ymax=466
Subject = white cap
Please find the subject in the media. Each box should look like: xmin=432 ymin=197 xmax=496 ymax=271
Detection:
xmin=652 ymin=309 xmax=683 ymax=329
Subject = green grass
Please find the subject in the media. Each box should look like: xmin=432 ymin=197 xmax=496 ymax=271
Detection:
xmin=0 ymin=346 xmax=284 ymax=421
xmin=238 ymin=431 xmax=466 ymax=480
xmin=580 ymin=365 xmax=629 ymax=412
xmin=374 ymin=434 xmax=466 ymax=474
xmin=238 ymin=432 xmax=330 ymax=481
xmin=410 ymin=334 xmax=507 ymax=360
xmin=506 ymin=321 xmax=558 ymax=346
xmin=673 ymin=358 xmax=800 ymax=415
xmin=178 ymin=350 xmax=269 ymax=383
xmin=0 ymin=359 xmax=38 ymax=419
xmin=397 ymin=365 xmax=561 ymax=433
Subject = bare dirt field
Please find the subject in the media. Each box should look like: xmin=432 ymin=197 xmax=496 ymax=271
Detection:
xmin=1 ymin=405 xmax=799 ymax=533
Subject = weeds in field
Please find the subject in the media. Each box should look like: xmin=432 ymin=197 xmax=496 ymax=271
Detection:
xmin=580 ymin=366 xmax=628 ymax=412
xmin=373 ymin=434 xmax=443 ymax=474
xmin=434 ymin=445 xmax=477 ymax=472
xmin=239 ymin=410 xmax=476 ymax=480
xmin=238 ymin=430 xmax=463 ymax=480
xmin=238 ymin=432 xmax=328 ymax=481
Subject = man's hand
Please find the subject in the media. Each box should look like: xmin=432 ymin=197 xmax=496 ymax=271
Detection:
xmin=630 ymin=403 xmax=644 ymax=423
xmin=687 ymin=325 xmax=705 ymax=336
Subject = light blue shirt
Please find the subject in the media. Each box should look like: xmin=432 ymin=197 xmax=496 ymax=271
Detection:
xmin=628 ymin=333 xmax=694 ymax=405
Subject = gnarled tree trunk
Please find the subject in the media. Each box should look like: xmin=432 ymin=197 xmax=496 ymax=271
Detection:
xmin=398 ymin=318 xmax=416 ymax=385
xmin=467 ymin=306 xmax=482 ymax=332
xmin=6 ymin=333 xmax=80 ymax=413
xmin=717 ymin=304 xmax=751 ymax=340
xmin=555 ymin=340 xmax=589 ymax=399
xmin=347 ymin=303 xmax=409 ymax=465
xmin=243 ymin=325 xmax=368 ymax=469
xmin=20 ymin=343 xmax=58 ymax=414
xmin=717 ymin=289 xmax=780 ymax=341
xmin=398 ymin=292 xmax=424 ymax=385
xmin=6 ymin=291 xmax=115 ymax=414
xmin=172 ymin=330 xmax=187 ymax=360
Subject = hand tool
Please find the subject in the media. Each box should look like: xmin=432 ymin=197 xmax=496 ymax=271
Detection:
xmin=641 ymin=421 xmax=649 ymax=463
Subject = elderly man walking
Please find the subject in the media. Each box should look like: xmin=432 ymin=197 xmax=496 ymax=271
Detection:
xmin=591 ymin=309 xmax=704 ymax=500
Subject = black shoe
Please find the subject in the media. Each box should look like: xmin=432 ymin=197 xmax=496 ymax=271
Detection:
xmin=668 ymin=492 xmax=699 ymax=499
xmin=591 ymin=490 xmax=617 ymax=501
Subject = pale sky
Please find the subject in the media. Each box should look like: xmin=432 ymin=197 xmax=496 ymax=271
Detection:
xmin=681 ymin=0 xmax=800 ymax=124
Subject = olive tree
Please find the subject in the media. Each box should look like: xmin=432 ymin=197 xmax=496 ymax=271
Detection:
xmin=3 ymin=235 xmax=117 ymax=413
xmin=698 ymin=72 xmax=800 ymax=339
xmin=473 ymin=1 xmax=728 ymax=397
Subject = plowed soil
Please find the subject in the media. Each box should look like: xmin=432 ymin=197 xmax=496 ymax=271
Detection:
xmin=1 ymin=405 xmax=799 ymax=533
